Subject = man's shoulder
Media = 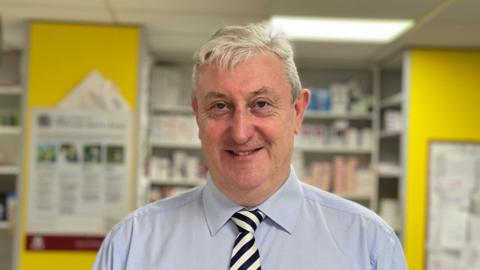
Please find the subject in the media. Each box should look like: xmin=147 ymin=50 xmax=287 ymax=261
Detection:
xmin=299 ymin=181 xmax=394 ymax=235
xmin=111 ymin=185 xmax=204 ymax=233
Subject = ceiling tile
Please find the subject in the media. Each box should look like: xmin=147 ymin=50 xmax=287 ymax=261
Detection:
xmin=1 ymin=0 xmax=479 ymax=64
xmin=1 ymin=17 xmax=26 ymax=49
xmin=407 ymin=23 xmax=480 ymax=47
xmin=0 ymin=5 xmax=111 ymax=22
xmin=0 ymin=0 xmax=104 ymax=8
xmin=430 ymin=0 xmax=480 ymax=23
xmin=293 ymin=41 xmax=381 ymax=64
xmin=111 ymin=0 xmax=269 ymax=16
xmin=266 ymin=0 xmax=443 ymax=19
xmin=117 ymin=10 xmax=263 ymax=35
xmin=146 ymin=33 xmax=205 ymax=61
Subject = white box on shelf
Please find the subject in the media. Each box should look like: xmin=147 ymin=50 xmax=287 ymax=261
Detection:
xmin=383 ymin=109 xmax=402 ymax=131
xmin=356 ymin=169 xmax=374 ymax=194
xmin=346 ymin=128 xmax=359 ymax=149
xmin=330 ymin=83 xmax=349 ymax=113
xmin=151 ymin=66 xmax=183 ymax=109
xmin=150 ymin=157 xmax=170 ymax=180
xmin=186 ymin=156 xmax=199 ymax=180
xmin=360 ymin=128 xmax=373 ymax=149
xmin=379 ymin=198 xmax=401 ymax=231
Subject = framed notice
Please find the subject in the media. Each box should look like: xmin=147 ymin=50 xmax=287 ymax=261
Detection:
xmin=25 ymin=108 xmax=132 ymax=251
xmin=426 ymin=140 xmax=480 ymax=270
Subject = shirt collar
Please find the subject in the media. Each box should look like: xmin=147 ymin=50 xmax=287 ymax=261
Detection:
xmin=256 ymin=167 xmax=303 ymax=234
xmin=202 ymin=166 xmax=303 ymax=236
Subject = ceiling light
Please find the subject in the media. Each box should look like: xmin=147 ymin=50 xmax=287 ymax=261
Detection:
xmin=270 ymin=16 xmax=414 ymax=43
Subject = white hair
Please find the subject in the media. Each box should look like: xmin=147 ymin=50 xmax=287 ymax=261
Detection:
xmin=192 ymin=22 xmax=301 ymax=102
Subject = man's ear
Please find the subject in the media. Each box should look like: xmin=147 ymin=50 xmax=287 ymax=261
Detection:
xmin=294 ymin=89 xmax=311 ymax=134
xmin=191 ymin=98 xmax=198 ymax=114
xmin=191 ymin=98 xmax=201 ymax=139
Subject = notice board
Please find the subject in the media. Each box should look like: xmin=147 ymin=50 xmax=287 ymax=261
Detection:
xmin=426 ymin=141 xmax=480 ymax=270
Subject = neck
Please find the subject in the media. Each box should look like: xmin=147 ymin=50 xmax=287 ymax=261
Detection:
xmin=211 ymin=169 xmax=291 ymax=207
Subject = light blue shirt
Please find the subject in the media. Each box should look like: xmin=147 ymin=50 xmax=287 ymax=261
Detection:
xmin=92 ymin=168 xmax=407 ymax=269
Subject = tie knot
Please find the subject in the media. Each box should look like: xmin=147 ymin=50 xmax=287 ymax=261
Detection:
xmin=231 ymin=209 xmax=266 ymax=233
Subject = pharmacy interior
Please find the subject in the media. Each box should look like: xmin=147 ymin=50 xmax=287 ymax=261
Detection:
xmin=1 ymin=1 xmax=480 ymax=270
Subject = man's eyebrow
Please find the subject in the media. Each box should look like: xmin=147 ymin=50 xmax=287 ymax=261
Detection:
xmin=204 ymin=91 xmax=228 ymax=100
xmin=203 ymin=87 xmax=281 ymax=101
xmin=249 ymin=87 xmax=281 ymax=99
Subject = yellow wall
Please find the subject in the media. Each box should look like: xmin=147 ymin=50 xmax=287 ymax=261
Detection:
xmin=20 ymin=22 xmax=140 ymax=270
xmin=405 ymin=49 xmax=480 ymax=269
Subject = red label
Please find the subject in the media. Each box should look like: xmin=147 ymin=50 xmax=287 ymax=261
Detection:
xmin=26 ymin=235 xmax=104 ymax=251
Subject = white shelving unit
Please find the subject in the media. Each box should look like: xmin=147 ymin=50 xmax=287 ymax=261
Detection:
xmin=336 ymin=192 xmax=373 ymax=201
xmin=145 ymin=63 xmax=401 ymax=214
xmin=379 ymin=130 xmax=402 ymax=139
xmin=295 ymin=66 xmax=376 ymax=209
xmin=380 ymin=92 xmax=402 ymax=108
xmin=0 ymin=50 xmax=23 ymax=270
xmin=141 ymin=63 xmax=205 ymax=204
xmin=150 ymin=140 xmax=201 ymax=150
xmin=0 ymin=166 xmax=20 ymax=176
xmin=0 ymin=86 xmax=22 ymax=96
xmin=304 ymin=111 xmax=372 ymax=120
xmin=0 ymin=221 xmax=10 ymax=230
xmin=151 ymin=106 xmax=192 ymax=114
xmin=374 ymin=57 xmax=406 ymax=238
xmin=150 ymin=178 xmax=205 ymax=187
xmin=296 ymin=144 xmax=372 ymax=154
xmin=0 ymin=127 xmax=22 ymax=136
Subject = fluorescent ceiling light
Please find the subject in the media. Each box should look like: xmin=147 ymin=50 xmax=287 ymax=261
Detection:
xmin=270 ymin=16 xmax=414 ymax=43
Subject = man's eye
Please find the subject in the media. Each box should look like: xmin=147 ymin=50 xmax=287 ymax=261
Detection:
xmin=214 ymin=103 xmax=226 ymax=110
xmin=256 ymin=101 xmax=268 ymax=108
xmin=251 ymin=100 xmax=273 ymax=116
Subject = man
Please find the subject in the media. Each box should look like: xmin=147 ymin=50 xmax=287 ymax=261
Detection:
xmin=92 ymin=22 xmax=407 ymax=269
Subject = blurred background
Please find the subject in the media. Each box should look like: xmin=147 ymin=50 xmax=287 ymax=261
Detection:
xmin=0 ymin=0 xmax=480 ymax=269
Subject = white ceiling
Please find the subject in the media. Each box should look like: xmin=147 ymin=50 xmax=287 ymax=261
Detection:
xmin=1 ymin=0 xmax=480 ymax=66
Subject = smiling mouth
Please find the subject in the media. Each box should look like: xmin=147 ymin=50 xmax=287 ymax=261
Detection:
xmin=227 ymin=147 xmax=263 ymax=156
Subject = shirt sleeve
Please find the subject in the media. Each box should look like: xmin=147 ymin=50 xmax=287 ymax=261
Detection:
xmin=91 ymin=230 xmax=127 ymax=270
xmin=375 ymin=232 xmax=408 ymax=270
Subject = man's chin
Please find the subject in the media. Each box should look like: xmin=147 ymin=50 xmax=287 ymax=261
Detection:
xmin=224 ymin=172 xmax=267 ymax=190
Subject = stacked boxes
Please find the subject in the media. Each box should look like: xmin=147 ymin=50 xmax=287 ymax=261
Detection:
xmin=383 ymin=109 xmax=402 ymax=131
xmin=297 ymin=121 xmax=372 ymax=150
xmin=150 ymin=115 xmax=199 ymax=144
xmin=307 ymin=79 xmax=372 ymax=114
xmin=306 ymin=157 xmax=374 ymax=195
xmin=149 ymin=151 xmax=205 ymax=183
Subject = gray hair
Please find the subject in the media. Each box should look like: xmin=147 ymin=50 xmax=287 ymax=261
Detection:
xmin=192 ymin=22 xmax=301 ymax=102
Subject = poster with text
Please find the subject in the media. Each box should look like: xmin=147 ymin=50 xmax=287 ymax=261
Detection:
xmin=427 ymin=141 xmax=480 ymax=270
xmin=26 ymin=108 xmax=132 ymax=251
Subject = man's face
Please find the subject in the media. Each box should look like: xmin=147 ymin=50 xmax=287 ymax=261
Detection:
xmin=193 ymin=53 xmax=309 ymax=205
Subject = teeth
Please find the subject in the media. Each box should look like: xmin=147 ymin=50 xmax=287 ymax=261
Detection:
xmin=233 ymin=150 xmax=253 ymax=156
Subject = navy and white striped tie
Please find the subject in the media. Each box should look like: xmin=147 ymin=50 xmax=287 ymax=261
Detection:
xmin=230 ymin=209 xmax=266 ymax=270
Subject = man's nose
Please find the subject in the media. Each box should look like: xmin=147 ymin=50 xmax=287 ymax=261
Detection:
xmin=230 ymin=108 xmax=254 ymax=145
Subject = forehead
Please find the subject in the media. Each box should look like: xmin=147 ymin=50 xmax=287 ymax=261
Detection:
xmin=196 ymin=53 xmax=290 ymax=99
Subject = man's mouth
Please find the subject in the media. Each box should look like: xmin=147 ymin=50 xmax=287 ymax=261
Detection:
xmin=227 ymin=147 xmax=263 ymax=156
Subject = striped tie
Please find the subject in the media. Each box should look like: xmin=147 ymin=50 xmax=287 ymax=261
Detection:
xmin=230 ymin=209 xmax=266 ymax=270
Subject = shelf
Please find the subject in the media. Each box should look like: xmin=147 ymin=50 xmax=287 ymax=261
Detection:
xmin=150 ymin=140 xmax=201 ymax=149
xmin=151 ymin=106 xmax=192 ymax=115
xmin=0 ymin=166 xmax=20 ymax=175
xmin=304 ymin=111 xmax=372 ymax=120
xmin=378 ymin=171 xmax=402 ymax=178
xmin=0 ymin=126 xmax=22 ymax=135
xmin=0 ymin=221 xmax=10 ymax=230
xmin=0 ymin=85 xmax=22 ymax=95
xmin=336 ymin=193 xmax=372 ymax=201
xmin=377 ymin=163 xmax=402 ymax=178
xmin=296 ymin=144 xmax=371 ymax=154
xmin=380 ymin=93 xmax=402 ymax=108
xmin=150 ymin=178 xmax=205 ymax=187
xmin=379 ymin=130 xmax=401 ymax=139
